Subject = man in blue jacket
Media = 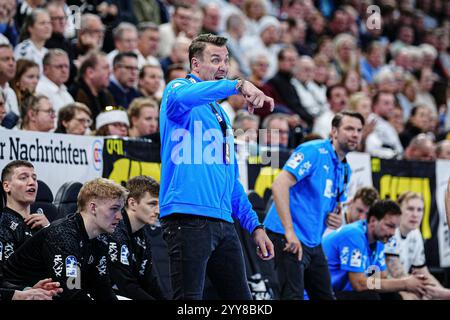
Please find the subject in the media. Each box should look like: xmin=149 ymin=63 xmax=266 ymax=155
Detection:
xmin=264 ymin=111 xmax=364 ymax=300
xmin=159 ymin=33 xmax=275 ymax=300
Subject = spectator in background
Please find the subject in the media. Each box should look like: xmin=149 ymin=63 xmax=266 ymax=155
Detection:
xmin=54 ymin=102 xmax=93 ymax=135
xmin=242 ymin=0 xmax=266 ymax=37
xmin=313 ymin=84 xmax=348 ymax=138
xmin=14 ymin=0 xmax=45 ymax=32
xmin=0 ymin=43 xmax=19 ymax=118
xmin=137 ymin=22 xmax=161 ymax=68
xmin=108 ymin=52 xmax=141 ymax=109
xmin=0 ymin=0 xmax=18 ymax=46
xmin=292 ymin=56 xmax=326 ymax=119
xmin=158 ymin=5 xmax=193 ymax=58
xmin=400 ymin=105 xmax=432 ymax=148
xmin=414 ymin=68 xmax=438 ymax=117
xmin=138 ymin=64 xmax=163 ymax=102
xmin=201 ymin=3 xmax=221 ymax=35
xmin=95 ymin=106 xmax=129 ymax=137
xmin=360 ymin=42 xmax=385 ymax=85
xmin=365 ymin=91 xmax=404 ymax=159
xmin=70 ymin=14 xmax=105 ymax=63
xmin=261 ymin=113 xmax=290 ymax=150
xmin=10 ymin=59 xmax=39 ymax=110
xmin=98 ymin=176 xmax=167 ymax=300
xmin=185 ymin=7 xmax=203 ymax=39
xmin=331 ymin=33 xmax=359 ymax=80
xmin=385 ymin=192 xmax=446 ymax=300
xmin=373 ymin=68 xmax=398 ymax=94
xmin=436 ymin=140 xmax=450 ymax=160
xmin=107 ymin=23 xmax=139 ymax=69
xmin=127 ymin=97 xmax=159 ymax=138
xmin=248 ymin=54 xmax=269 ymax=88
xmin=397 ymin=74 xmax=419 ymax=121
xmin=342 ymin=69 xmax=364 ymax=96
xmin=241 ymin=15 xmax=282 ymax=79
xmin=403 ymin=133 xmax=436 ymax=161
xmin=263 ymin=46 xmax=312 ymax=128
xmin=348 ymin=92 xmax=375 ymax=151
xmin=222 ymin=13 xmax=251 ymax=77
xmin=164 ymin=64 xmax=188 ymax=84
xmin=44 ymin=2 xmax=76 ymax=87
xmin=20 ymin=94 xmax=55 ymax=132
xmin=389 ymin=103 xmax=405 ymax=135
xmin=160 ymin=36 xmax=191 ymax=78
xmin=14 ymin=9 xmax=51 ymax=74
xmin=36 ymin=49 xmax=74 ymax=116
xmin=69 ymin=51 xmax=115 ymax=123
xmin=322 ymin=199 xmax=427 ymax=300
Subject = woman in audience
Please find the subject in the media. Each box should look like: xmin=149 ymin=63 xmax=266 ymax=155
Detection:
xmin=127 ymin=97 xmax=159 ymax=138
xmin=14 ymin=9 xmax=52 ymax=73
xmin=348 ymin=92 xmax=375 ymax=151
xmin=94 ymin=106 xmax=129 ymax=137
xmin=400 ymin=105 xmax=432 ymax=148
xmin=10 ymin=59 xmax=40 ymax=110
xmin=54 ymin=102 xmax=93 ymax=135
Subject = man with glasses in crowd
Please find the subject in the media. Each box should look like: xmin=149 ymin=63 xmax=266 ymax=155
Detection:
xmin=36 ymin=49 xmax=74 ymax=118
xmin=108 ymin=52 xmax=141 ymax=109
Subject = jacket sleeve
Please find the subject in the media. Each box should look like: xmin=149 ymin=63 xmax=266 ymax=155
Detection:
xmin=231 ymin=160 xmax=260 ymax=234
xmin=165 ymin=79 xmax=239 ymax=123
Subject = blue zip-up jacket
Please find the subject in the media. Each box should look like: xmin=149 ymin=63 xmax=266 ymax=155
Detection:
xmin=159 ymin=74 xmax=260 ymax=234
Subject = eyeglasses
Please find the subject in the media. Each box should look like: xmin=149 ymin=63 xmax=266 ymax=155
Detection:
xmin=118 ymin=64 xmax=139 ymax=72
xmin=104 ymin=105 xmax=126 ymax=112
xmin=37 ymin=108 xmax=56 ymax=115
xmin=74 ymin=117 xmax=93 ymax=126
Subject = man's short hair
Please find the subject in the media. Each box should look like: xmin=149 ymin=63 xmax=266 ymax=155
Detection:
xmin=1 ymin=160 xmax=34 ymax=182
xmin=261 ymin=113 xmax=289 ymax=129
xmin=367 ymin=199 xmax=401 ymax=221
xmin=43 ymin=49 xmax=68 ymax=67
xmin=78 ymin=51 xmax=106 ymax=79
xmin=113 ymin=52 xmax=138 ymax=68
xmin=331 ymin=111 xmax=365 ymax=129
xmin=326 ymin=84 xmax=347 ymax=100
xmin=353 ymin=187 xmax=379 ymax=207
xmin=137 ymin=22 xmax=159 ymax=36
xmin=77 ymin=178 xmax=128 ymax=211
xmin=372 ymin=91 xmax=393 ymax=106
xmin=126 ymin=176 xmax=160 ymax=205
xmin=113 ymin=22 xmax=137 ymax=41
xmin=188 ymin=34 xmax=227 ymax=69
xmin=397 ymin=191 xmax=423 ymax=206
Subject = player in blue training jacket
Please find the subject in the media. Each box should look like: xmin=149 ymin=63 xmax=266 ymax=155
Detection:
xmin=159 ymin=33 xmax=275 ymax=300
xmin=264 ymin=111 xmax=363 ymax=300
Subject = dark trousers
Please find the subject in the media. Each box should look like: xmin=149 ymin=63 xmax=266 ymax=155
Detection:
xmin=268 ymin=230 xmax=335 ymax=300
xmin=161 ymin=214 xmax=252 ymax=300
